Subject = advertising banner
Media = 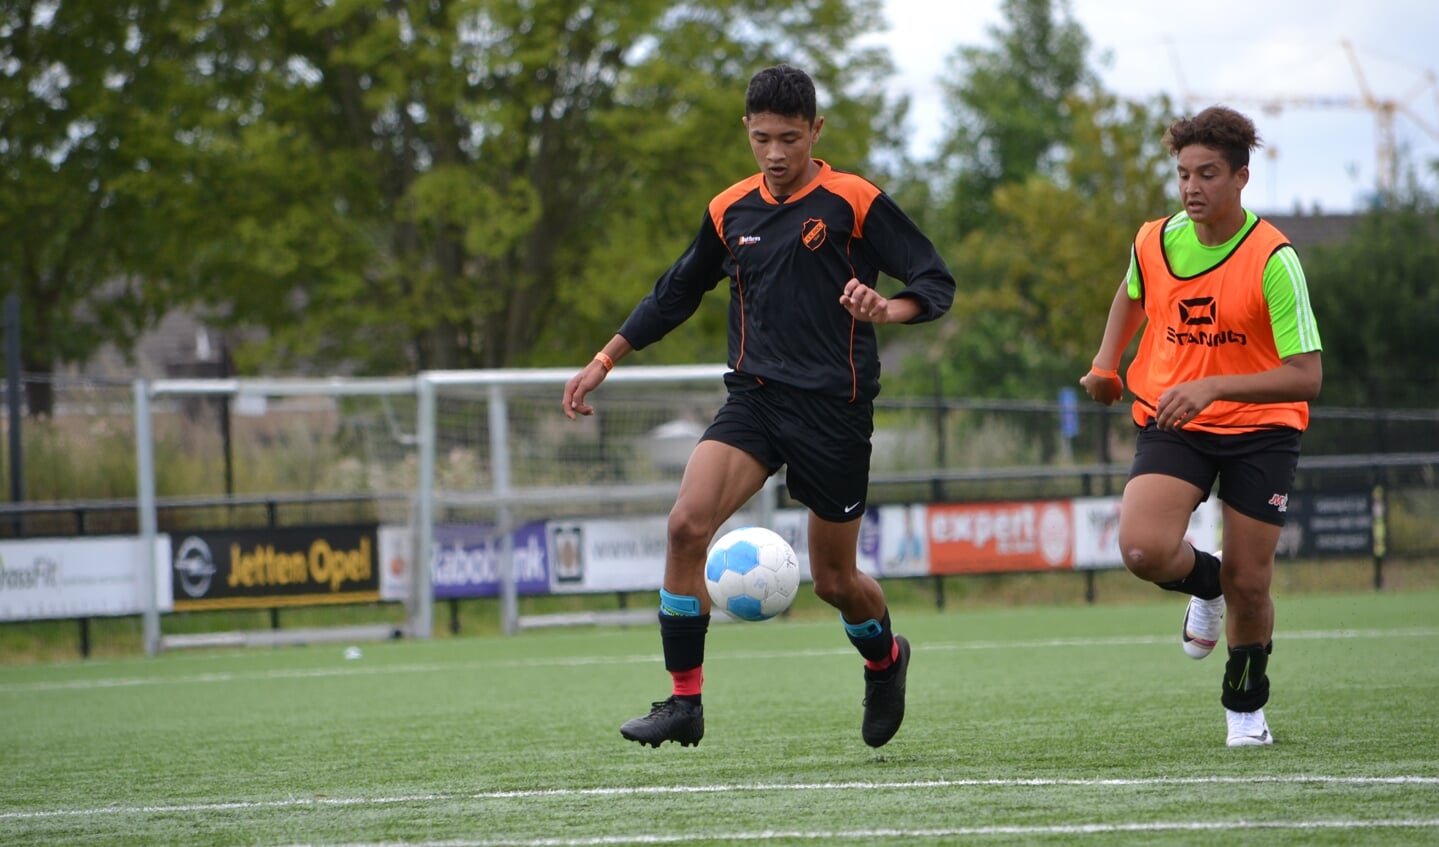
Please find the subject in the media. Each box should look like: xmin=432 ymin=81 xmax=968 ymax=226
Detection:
xmin=546 ymin=516 xmax=666 ymax=594
xmin=171 ymin=525 xmax=379 ymax=610
xmin=927 ymin=500 xmax=1074 ymax=573
xmin=1276 ymin=491 xmax=1373 ymax=559
xmin=432 ymin=522 xmax=550 ymax=599
xmin=874 ymin=504 xmax=929 ymax=577
xmin=1071 ymin=496 xmax=1222 ymax=570
xmin=0 ymin=536 xmax=172 ymax=621
xmin=546 ymin=508 xmax=824 ymax=595
xmin=378 ymin=526 xmax=412 ymax=602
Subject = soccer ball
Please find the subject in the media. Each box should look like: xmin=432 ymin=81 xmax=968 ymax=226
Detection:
xmin=704 ymin=526 xmax=801 ymax=622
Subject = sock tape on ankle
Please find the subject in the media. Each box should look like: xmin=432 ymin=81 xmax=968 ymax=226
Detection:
xmin=660 ymin=589 xmax=701 ymax=617
xmin=842 ymin=617 xmax=883 ymax=639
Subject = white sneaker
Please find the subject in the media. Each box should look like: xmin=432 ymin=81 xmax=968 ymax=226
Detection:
xmin=1182 ymin=595 xmax=1225 ymax=659
xmin=1226 ymin=708 xmax=1274 ymax=747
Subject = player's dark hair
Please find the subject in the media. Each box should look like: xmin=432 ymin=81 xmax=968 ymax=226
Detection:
xmin=1163 ymin=105 xmax=1262 ymax=171
xmin=745 ymin=64 xmax=817 ymax=122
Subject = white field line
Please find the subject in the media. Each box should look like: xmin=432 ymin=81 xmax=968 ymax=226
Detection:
xmin=3 ymin=776 xmax=1437 ymax=822
xmin=282 ymin=818 xmax=1439 ymax=846
xmin=2 ymin=627 xmax=1436 ymax=694
xmin=280 ymin=818 xmax=1439 ymax=846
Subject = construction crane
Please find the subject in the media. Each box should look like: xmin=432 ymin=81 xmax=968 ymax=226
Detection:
xmin=1167 ymin=39 xmax=1439 ymax=198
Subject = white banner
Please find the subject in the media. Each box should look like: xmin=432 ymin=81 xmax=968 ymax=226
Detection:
xmin=874 ymin=504 xmax=929 ymax=577
xmin=1071 ymin=496 xmax=1222 ymax=570
xmin=546 ymin=508 xmax=821 ymax=595
xmin=0 ymin=536 xmax=172 ymax=621
xmin=377 ymin=525 xmax=412 ymax=602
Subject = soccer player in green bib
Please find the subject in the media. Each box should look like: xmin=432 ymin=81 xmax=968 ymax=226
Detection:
xmin=1080 ymin=106 xmax=1323 ymax=747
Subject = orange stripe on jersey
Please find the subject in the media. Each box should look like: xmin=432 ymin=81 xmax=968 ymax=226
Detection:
xmin=818 ymin=166 xmax=882 ymax=400
xmin=813 ymin=165 xmax=882 ymax=236
xmin=709 ymin=175 xmax=763 ymax=242
xmin=706 ymin=175 xmax=762 ymax=374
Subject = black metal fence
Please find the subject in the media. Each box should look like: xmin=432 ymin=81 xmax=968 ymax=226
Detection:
xmin=1 ymin=377 xmax=1436 ymax=560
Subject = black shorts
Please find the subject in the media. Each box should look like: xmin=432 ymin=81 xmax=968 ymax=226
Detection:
xmin=702 ymin=379 xmax=873 ymax=523
xmin=1129 ymin=423 xmax=1302 ymax=526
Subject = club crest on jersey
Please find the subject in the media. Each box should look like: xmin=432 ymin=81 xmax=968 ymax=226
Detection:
xmin=801 ymin=217 xmax=827 ymax=251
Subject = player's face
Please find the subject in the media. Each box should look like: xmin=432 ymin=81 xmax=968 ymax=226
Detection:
xmin=1176 ymin=144 xmax=1248 ymax=227
xmin=744 ymin=111 xmax=822 ymax=197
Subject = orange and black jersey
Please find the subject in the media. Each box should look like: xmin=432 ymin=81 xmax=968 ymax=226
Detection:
xmin=618 ymin=159 xmax=955 ymax=402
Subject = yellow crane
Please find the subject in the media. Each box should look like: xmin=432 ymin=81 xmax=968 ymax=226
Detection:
xmin=1168 ymin=39 xmax=1439 ymax=198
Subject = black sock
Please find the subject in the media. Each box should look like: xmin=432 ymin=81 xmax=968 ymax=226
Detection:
xmin=845 ymin=609 xmax=895 ymax=666
xmin=1158 ymin=546 xmax=1222 ymax=600
xmin=659 ymin=613 xmax=709 ymax=705
xmin=659 ymin=612 xmax=709 ymax=666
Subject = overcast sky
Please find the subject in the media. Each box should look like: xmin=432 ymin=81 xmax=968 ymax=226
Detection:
xmin=868 ymin=0 xmax=1439 ymax=214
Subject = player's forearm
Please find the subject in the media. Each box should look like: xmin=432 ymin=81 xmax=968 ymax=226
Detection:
xmin=883 ymin=295 xmax=924 ymax=324
xmin=1090 ymin=285 xmax=1145 ymax=370
xmin=1205 ymin=352 xmax=1323 ymax=404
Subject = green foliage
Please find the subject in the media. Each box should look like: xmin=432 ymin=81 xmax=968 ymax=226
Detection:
xmin=930 ymin=0 xmax=1094 ymax=243
xmin=1 ymin=0 xmax=897 ymax=386
xmin=208 ymin=0 xmax=899 ymax=373
xmin=8 ymin=0 xmax=1428 ymax=424
xmin=0 ymin=0 xmax=217 ymax=412
xmin=891 ymin=88 xmax=1174 ymax=401
xmin=18 ymin=417 xmax=137 ymax=501
xmin=1303 ymin=193 xmax=1439 ymax=407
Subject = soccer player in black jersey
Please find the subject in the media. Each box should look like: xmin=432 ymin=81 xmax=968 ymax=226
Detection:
xmin=562 ymin=64 xmax=956 ymax=749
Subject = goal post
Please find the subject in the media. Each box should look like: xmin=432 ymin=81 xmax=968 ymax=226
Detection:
xmin=132 ymin=364 xmax=754 ymax=652
xmin=135 ymin=375 xmax=422 ymax=656
xmin=416 ymin=365 xmax=734 ymax=635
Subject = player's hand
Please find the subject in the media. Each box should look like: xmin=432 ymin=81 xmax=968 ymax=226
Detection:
xmin=1079 ymin=369 xmax=1124 ymax=406
xmin=839 ymin=279 xmax=892 ymax=323
xmin=1154 ymin=380 xmax=1215 ymax=430
xmin=562 ymin=361 xmax=607 ymax=420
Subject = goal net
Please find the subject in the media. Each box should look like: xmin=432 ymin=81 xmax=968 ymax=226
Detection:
xmin=415 ymin=365 xmax=743 ymax=634
xmin=135 ymin=376 xmax=421 ymax=654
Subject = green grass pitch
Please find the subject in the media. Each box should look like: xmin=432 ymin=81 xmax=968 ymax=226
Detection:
xmin=2 ymin=590 xmax=1437 ymax=846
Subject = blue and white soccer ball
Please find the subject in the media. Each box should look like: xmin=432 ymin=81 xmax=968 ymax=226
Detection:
xmin=704 ymin=526 xmax=801 ymax=622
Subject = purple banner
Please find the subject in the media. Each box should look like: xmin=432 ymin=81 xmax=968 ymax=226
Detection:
xmin=431 ymin=522 xmax=551 ymax=599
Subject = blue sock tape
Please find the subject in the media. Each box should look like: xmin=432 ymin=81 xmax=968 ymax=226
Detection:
xmin=842 ymin=616 xmax=882 ymax=639
xmin=660 ymin=589 xmax=701 ymax=617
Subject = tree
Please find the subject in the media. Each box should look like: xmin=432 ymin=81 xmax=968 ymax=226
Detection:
xmin=0 ymin=0 xmax=214 ymax=415
xmin=174 ymin=0 xmax=898 ymax=373
xmin=928 ymin=0 xmax=1093 ymax=245
xmin=1304 ymin=191 xmax=1439 ymax=409
xmin=887 ymin=0 xmax=1173 ymax=402
xmin=1 ymin=0 xmax=900 ymax=396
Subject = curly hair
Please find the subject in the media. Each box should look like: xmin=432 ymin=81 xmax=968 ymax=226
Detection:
xmin=1163 ymin=105 xmax=1263 ymax=172
xmin=745 ymin=64 xmax=817 ymax=122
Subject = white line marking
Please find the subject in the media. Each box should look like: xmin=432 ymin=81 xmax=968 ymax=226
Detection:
xmin=280 ymin=819 xmax=1439 ymax=846
xmin=2 ymin=627 xmax=1434 ymax=694
xmin=4 ymin=776 xmax=1436 ymax=821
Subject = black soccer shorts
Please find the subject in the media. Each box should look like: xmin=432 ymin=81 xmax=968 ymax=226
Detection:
xmin=1130 ymin=422 xmax=1303 ymax=526
xmin=702 ymin=380 xmax=873 ymax=523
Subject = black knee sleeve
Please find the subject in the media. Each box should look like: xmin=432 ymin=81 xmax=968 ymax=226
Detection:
xmin=1221 ymin=641 xmax=1272 ymax=712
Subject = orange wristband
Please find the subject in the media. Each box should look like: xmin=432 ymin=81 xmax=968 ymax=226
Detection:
xmin=593 ymin=352 xmax=614 ymax=373
xmin=1089 ymin=365 xmax=1119 ymax=379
